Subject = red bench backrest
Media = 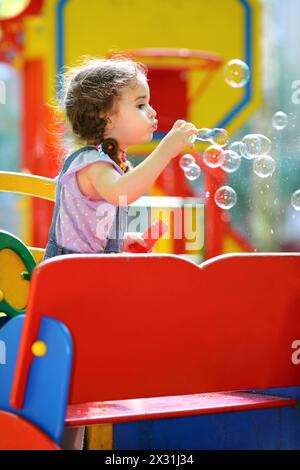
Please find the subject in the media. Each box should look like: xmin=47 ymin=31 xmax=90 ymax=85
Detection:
xmin=11 ymin=253 xmax=300 ymax=409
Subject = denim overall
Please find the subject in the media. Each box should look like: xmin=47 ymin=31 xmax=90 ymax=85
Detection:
xmin=44 ymin=146 xmax=127 ymax=260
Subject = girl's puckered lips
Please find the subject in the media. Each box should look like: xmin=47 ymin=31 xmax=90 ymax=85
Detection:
xmin=151 ymin=120 xmax=158 ymax=131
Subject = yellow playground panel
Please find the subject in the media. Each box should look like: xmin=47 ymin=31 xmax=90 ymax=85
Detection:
xmin=38 ymin=0 xmax=262 ymax=144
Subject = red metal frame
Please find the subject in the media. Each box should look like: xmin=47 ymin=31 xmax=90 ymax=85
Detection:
xmin=194 ymin=151 xmax=227 ymax=258
xmin=0 ymin=0 xmax=56 ymax=248
xmin=22 ymin=58 xmax=56 ymax=247
xmin=126 ymin=47 xmax=221 ymax=63
xmin=115 ymin=48 xmax=223 ymax=109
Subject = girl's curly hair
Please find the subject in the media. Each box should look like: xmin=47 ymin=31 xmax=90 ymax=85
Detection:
xmin=62 ymin=56 xmax=147 ymax=149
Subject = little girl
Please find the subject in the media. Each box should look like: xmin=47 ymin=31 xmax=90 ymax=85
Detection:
xmin=44 ymin=56 xmax=198 ymax=260
xmin=45 ymin=57 xmax=198 ymax=449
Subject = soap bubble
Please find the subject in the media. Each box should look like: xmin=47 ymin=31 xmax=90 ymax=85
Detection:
xmin=192 ymin=128 xmax=212 ymax=143
xmin=291 ymin=189 xmax=300 ymax=210
xmin=272 ymin=111 xmax=288 ymax=130
xmin=241 ymin=134 xmax=272 ymax=159
xmin=203 ymin=145 xmax=225 ymax=168
xmin=255 ymin=134 xmax=272 ymax=154
xmin=209 ymin=128 xmax=230 ymax=147
xmin=241 ymin=134 xmax=262 ymax=159
xmin=215 ymin=186 xmax=237 ymax=210
xmin=184 ymin=163 xmax=201 ymax=181
xmin=224 ymin=59 xmax=250 ymax=88
xmin=221 ymin=150 xmax=241 ymax=173
xmin=179 ymin=154 xmax=195 ymax=170
xmin=228 ymin=141 xmax=246 ymax=156
xmin=253 ymin=155 xmax=276 ymax=178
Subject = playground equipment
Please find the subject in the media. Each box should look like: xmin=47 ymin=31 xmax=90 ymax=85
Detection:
xmin=1 ymin=252 xmax=300 ymax=449
xmin=3 ymin=0 xmax=297 ymax=451
xmin=0 ymin=230 xmax=36 ymax=318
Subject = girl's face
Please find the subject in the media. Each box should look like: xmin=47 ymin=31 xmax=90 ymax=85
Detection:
xmin=105 ymin=74 xmax=157 ymax=149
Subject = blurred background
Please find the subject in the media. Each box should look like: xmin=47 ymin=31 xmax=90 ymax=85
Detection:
xmin=0 ymin=0 xmax=300 ymax=261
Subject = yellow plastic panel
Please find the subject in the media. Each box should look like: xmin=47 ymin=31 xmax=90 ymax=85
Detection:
xmin=0 ymin=172 xmax=55 ymax=201
xmin=0 ymin=249 xmax=29 ymax=310
xmin=44 ymin=0 xmax=261 ymax=138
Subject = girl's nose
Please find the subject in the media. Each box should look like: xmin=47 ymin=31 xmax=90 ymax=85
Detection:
xmin=148 ymin=106 xmax=157 ymax=118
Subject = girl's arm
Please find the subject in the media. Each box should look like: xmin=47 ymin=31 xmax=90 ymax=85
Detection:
xmin=87 ymin=120 xmax=197 ymax=206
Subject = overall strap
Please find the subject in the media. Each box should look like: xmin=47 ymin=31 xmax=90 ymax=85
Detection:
xmin=104 ymin=206 xmax=128 ymax=253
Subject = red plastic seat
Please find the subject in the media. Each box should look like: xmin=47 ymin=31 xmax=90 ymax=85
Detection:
xmin=0 ymin=410 xmax=60 ymax=450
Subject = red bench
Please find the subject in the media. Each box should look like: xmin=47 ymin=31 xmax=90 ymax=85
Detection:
xmin=10 ymin=253 xmax=300 ymax=447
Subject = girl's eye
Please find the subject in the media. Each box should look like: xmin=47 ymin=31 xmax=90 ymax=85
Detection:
xmin=138 ymin=104 xmax=146 ymax=109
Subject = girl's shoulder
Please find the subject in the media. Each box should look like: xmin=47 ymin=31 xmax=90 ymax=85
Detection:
xmin=60 ymin=145 xmax=123 ymax=185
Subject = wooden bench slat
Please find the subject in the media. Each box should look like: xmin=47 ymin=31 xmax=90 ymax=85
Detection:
xmin=65 ymin=392 xmax=297 ymax=426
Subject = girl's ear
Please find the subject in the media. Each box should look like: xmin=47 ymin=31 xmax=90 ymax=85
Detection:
xmin=100 ymin=113 xmax=114 ymax=130
xmin=106 ymin=117 xmax=114 ymax=129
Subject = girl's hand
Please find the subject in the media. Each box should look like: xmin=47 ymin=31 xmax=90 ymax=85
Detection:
xmin=122 ymin=232 xmax=151 ymax=253
xmin=159 ymin=120 xmax=198 ymax=159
